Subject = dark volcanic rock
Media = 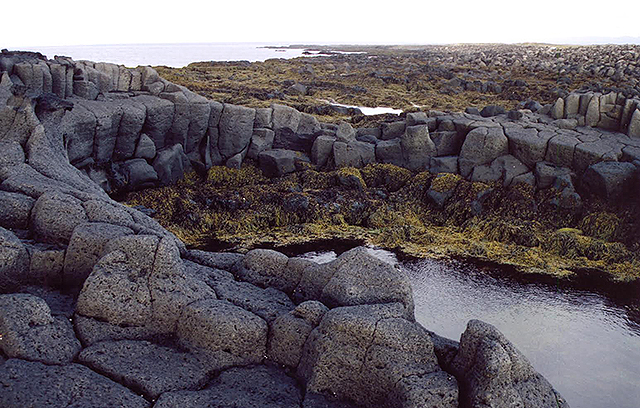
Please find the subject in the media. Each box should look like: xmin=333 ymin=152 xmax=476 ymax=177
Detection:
xmin=451 ymin=320 xmax=569 ymax=408
xmin=154 ymin=364 xmax=302 ymax=408
xmin=79 ymin=340 xmax=211 ymax=399
xmin=0 ymin=359 xmax=150 ymax=408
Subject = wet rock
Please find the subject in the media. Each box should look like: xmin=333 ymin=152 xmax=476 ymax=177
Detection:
xmin=535 ymin=162 xmax=572 ymax=189
xmin=0 ymin=293 xmax=81 ymax=364
xmin=303 ymin=392 xmax=359 ymax=408
xmin=430 ymin=156 xmax=459 ymax=174
xmin=155 ymin=365 xmax=302 ymax=408
xmin=431 ymin=130 xmax=464 ymax=156
xmin=118 ymin=158 xmax=158 ymax=189
xmin=581 ymin=161 xmax=637 ymax=200
xmin=451 ymin=319 xmax=568 ymax=408
xmin=0 ymin=359 xmax=150 ymax=408
xmin=259 ymin=149 xmax=310 ymax=177
xmin=79 ymin=340 xmax=211 ymax=399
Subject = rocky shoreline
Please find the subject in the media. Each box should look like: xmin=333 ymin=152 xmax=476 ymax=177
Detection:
xmin=0 ymin=46 xmax=636 ymax=407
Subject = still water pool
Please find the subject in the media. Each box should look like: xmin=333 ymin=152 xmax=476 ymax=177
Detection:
xmin=298 ymin=248 xmax=640 ymax=408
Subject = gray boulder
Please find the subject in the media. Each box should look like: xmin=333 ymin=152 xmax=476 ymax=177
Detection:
xmin=267 ymin=300 xmax=329 ymax=367
xmin=74 ymin=314 xmax=159 ymax=346
xmin=233 ymin=249 xmax=295 ymax=293
xmin=134 ymin=133 xmax=157 ymax=160
xmin=255 ymin=107 xmax=273 ymax=128
xmin=79 ymin=340 xmax=211 ymax=399
xmin=0 ymin=191 xmax=34 ymax=231
xmin=430 ymin=156 xmax=459 ymax=174
xmin=176 ymin=299 xmax=267 ymax=368
xmin=459 ymin=127 xmax=509 ymax=178
xmin=113 ymin=100 xmax=146 ymax=160
xmin=31 ymin=191 xmax=88 ymax=245
xmin=27 ymin=245 xmax=65 ymax=287
xmin=335 ymin=121 xmax=356 ymax=142
xmin=581 ymin=161 xmax=637 ymax=200
xmin=298 ymin=303 xmax=458 ymax=408
xmin=333 ymin=140 xmax=375 ymax=168
xmin=218 ymin=104 xmax=255 ymax=160
xmin=133 ymin=95 xmax=175 ymax=150
xmin=431 ymin=130 xmax=464 ymax=156
xmin=294 ymin=247 xmax=414 ymax=319
xmin=376 ymin=138 xmax=404 ymax=166
xmin=211 ymin=275 xmax=295 ymax=324
xmin=247 ymin=128 xmax=275 ymax=160
xmin=535 ymin=162 xmax=572 ymax=190
xmin=154 ymin=365 xmax=302 ymax=408
xmin=153 ymin=143 xmax=190 ymax=185
xmin=451 ymin=319 xmax=568 ymax=408
xmin=546 ymin=133 xmax=580 ymax=168
xmin=62 ymin=222 xmax=133 ymax=287
xmin=311 ymin=135 xmax=337 ymax=167
xmin=0 ymin=293 xmax=81 ymax=364
xmin=401 ymin=124 xmax=436 ymax=171
xmin=381 ymin=121 xmax=406 ymax=140
xmin=259 ymin=149 xmax=310 ymax=177
xmin=119 ymin=158 xmax=159 ymax=188
xmin=505 ymin=127 xmax=554 ymax=168
xmin=186 ymin=249 xmax=244 ymax=271
xmin=0 ymin=359 xmax=150 ymax=408
xmin=628 ymin=109 xmax=640 ymax=138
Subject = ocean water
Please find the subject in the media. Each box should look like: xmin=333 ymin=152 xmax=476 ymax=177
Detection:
xmin=14 ymin=43 xmax=308 ymax=68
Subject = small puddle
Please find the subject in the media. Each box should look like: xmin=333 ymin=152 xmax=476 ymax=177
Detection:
xmin=317 ymin=98 xmax=403 ymax=116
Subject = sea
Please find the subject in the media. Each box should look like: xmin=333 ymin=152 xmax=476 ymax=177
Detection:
xmin=12 ymin=42 xmax=310 ymax=68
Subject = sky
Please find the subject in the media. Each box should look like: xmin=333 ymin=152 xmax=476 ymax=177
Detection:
xmin=4 ymin=0 xmax=640 ymax=47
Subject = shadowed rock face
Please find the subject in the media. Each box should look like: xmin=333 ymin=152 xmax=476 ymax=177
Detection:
xmin=0 ymin=52 xmax=569 ymax=408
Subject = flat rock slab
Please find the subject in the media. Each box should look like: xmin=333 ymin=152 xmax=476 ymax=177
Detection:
xmin=0 ymin=293 xmax=81 ymax=364
xmin=79 ymin=340 xmax=211 ymax=399
xmin=0 ymin=359 xmax=150 ymax=408
xmin=154 ymin=365 xmax=302 ymax=408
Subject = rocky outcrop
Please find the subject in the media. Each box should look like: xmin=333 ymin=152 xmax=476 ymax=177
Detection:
xmin=0 ymin=51 xmax=569 ymax=408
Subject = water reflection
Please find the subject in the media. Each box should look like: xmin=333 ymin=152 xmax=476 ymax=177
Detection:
xmin=406 ymin=259 xmax=640 ymax=408
xmin=298 ymin=249 xmax=640 ymax=408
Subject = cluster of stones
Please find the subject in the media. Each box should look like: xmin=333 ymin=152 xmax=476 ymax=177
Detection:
xmin=0 ymin=51 xmax=570 ymax=407
xmin=2 ymin=50 xmax=637 ymax=207
xmin=415 ymin=44 xmax=640 ymax=95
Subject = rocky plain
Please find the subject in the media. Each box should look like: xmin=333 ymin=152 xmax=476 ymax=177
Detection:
xmin=0 ymin=43 xmax=639 ymax=407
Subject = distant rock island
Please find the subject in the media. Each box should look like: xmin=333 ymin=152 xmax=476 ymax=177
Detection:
xmin=1 ymin=43 xmax=638 ymax=407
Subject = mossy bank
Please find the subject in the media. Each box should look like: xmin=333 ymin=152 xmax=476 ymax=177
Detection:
xmin=126 ymin=162 xmax=640 ymax=283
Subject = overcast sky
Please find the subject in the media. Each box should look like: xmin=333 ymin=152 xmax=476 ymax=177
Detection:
xmin=5 ymin=0 xmax=640 ymax=47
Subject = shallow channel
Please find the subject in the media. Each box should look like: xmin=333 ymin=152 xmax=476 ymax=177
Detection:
xmin=298 ymin=247 xmax=640 ymax=408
